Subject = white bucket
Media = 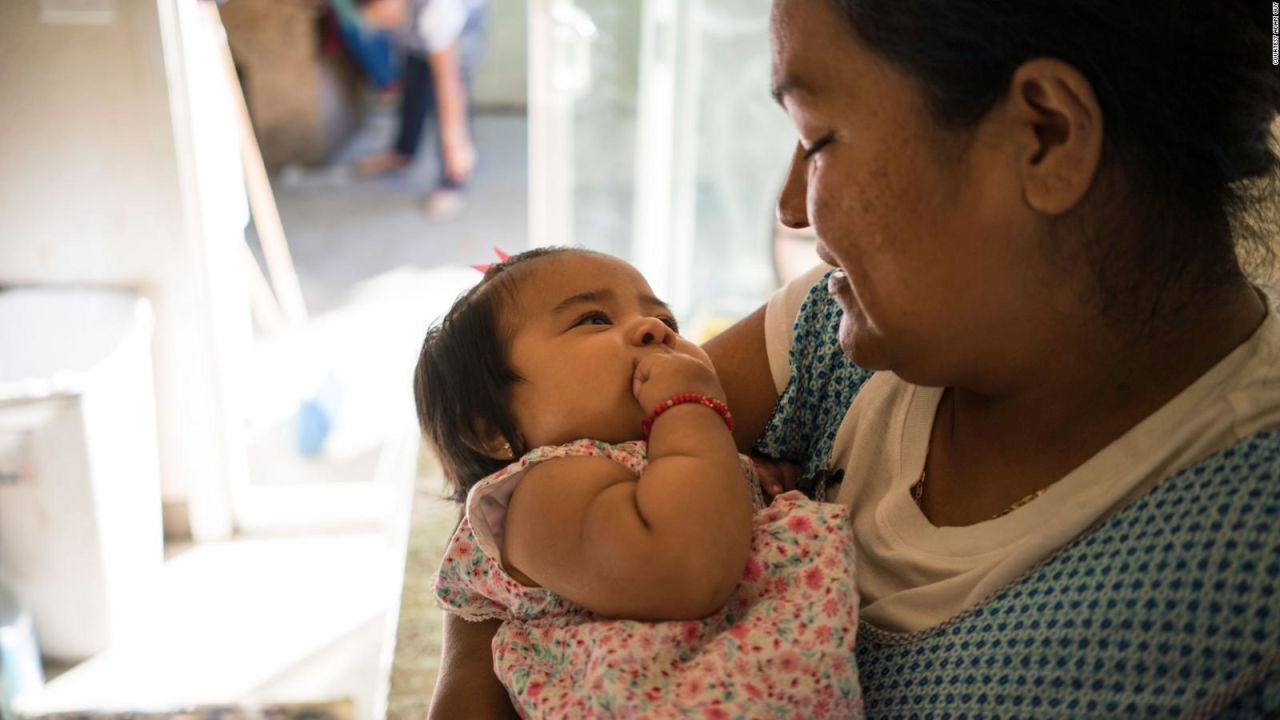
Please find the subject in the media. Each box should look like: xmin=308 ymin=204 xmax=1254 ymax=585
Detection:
xmin=0 ymin=581 xmax=43 ymax=712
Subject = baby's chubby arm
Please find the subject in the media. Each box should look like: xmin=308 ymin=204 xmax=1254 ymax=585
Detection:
xmin=502 ymin=344 xmax=754 ymax=621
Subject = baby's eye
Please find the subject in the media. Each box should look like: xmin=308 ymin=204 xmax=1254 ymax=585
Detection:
xmin=660 ymin=316 xmax=680 ymax=333
xmin=572 ymin=310 xmax=612 ymax=327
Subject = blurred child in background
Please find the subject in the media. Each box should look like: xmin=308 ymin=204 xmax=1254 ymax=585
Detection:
xmin=352 ymin=0 xmax=487 ymax=218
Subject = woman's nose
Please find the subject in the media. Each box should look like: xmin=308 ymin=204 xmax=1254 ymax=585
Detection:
xmin=776 ymin=141 xmax=811 ymax=229
xmin=631 ymin=317 xmax=677 ymax=348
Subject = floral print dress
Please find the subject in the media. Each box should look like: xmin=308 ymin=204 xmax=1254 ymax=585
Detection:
xmin=433 ymin=439 xmax=864 ymax=719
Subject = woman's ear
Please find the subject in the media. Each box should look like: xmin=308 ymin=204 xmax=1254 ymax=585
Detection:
xmin=1003 ymin=58 xmax=1104 ymax=216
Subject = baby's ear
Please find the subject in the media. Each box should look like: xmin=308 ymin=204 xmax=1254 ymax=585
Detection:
xmin=463 ymin=420 xmax=519 ymax=461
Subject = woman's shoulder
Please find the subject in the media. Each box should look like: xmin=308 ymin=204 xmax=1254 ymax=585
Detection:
xmin=754 ymin=268 xmax=875 ymax=483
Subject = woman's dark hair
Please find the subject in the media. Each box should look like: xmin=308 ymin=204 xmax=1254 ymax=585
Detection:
xmin=833 ymin=0 xmax=1280 ymax=320
xmin=413 ymin=246 xmax=579 ymax=501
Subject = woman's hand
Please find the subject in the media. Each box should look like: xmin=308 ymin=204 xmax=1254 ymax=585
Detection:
xmin=752 ymin=456 xmax=803 ymax=499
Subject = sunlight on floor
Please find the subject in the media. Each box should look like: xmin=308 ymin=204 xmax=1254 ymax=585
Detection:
xmin=23 ymin=532 xmax=394 ymax=717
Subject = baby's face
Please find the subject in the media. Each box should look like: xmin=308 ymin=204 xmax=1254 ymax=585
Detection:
xmin=503 ymin=253 xmax=708 ymax=449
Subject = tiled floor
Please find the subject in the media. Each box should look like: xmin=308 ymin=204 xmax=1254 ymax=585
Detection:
xmin=261 ymin=108 xmax=529 ymax=315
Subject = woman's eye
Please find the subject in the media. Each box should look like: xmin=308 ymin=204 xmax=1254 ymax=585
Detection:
xmin=572 ymin=310 xmax=612 ymax=327
xmin=801 ymin=131 xmax=835 ymax=160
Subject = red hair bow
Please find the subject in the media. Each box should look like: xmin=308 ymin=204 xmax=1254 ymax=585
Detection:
xmin=471 ymin=247 xmax=511 ymax=273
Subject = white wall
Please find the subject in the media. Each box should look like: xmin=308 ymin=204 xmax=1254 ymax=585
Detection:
xmin=0 ymin=1 xmax=183 ymax=280
xmin=0 ymin=0 xmax=249 ymax=538
xmin=471 ymin=0 xmax=527 ymax=109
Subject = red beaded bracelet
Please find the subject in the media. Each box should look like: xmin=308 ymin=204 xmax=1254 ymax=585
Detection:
xmin=640 ymin=393 xmax=736 ymax=440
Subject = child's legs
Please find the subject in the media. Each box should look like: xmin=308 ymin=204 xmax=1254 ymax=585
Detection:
xmin=393 ymin=53 xmax=435 ymax=160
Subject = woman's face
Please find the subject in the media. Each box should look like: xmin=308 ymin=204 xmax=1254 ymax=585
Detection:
xmin=771 ymin=0 xmax=1055 ymax=389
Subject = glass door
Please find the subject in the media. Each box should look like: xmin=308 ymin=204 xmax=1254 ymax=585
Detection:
xmin=529 ymin=0 xmax=812 ymax=330
xmin=529 ymin=0 xmax=643 ymax=261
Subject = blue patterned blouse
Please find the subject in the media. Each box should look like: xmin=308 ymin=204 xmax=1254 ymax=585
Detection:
xmin=754 ymin=271 xmax=1280 ymax=718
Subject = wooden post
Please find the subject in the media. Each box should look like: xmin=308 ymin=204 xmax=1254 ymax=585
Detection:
xmin=204 ymin=3 xmax=309 ymax=329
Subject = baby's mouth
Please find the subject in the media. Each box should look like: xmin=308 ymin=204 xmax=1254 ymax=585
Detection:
xmin=631 ymin=345 xmax=674 ymax=374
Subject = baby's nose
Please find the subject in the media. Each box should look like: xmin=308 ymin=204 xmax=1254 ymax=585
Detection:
xmin=632 ymin=317 xmax=677 ymax=348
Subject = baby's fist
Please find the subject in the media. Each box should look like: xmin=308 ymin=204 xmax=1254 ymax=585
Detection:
xmin=632 ymin=350 xmax=724 ymax=412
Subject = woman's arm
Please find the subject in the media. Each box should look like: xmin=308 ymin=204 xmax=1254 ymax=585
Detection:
xmin=428 ymin=615 xmax=516 ymax=719
xmin=703 ymin=304 xmax=778 ymax=453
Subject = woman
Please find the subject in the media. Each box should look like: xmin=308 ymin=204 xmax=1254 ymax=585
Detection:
xmin=428 ymin=0 xmax=1280 ymax=715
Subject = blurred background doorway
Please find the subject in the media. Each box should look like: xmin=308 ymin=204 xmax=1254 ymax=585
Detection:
xmin=0 ymin=0 xmax=814 ymax=717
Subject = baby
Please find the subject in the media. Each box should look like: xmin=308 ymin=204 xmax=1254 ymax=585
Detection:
xmin=415 ymin=247 xmax=862 ymax=718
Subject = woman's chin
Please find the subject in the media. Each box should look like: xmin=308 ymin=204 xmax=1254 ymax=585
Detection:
xmin=837 ymin=313 xmax=880 ymax=370
xmin=840 ymin=311 xmax=920 ymax=379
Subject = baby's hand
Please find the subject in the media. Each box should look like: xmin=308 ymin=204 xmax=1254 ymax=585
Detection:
xmin=632 ymin=346 xmax=726 ymax=413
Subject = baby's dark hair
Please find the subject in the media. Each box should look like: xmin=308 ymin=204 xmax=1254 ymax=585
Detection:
xmin=413 ymin=246 xmax=581 ymax=502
